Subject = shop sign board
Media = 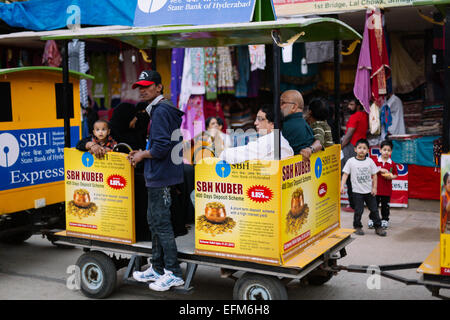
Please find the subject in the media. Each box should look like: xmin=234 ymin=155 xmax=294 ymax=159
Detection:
xmin=194 ymin=144 xmax=341 ymax=265
xmin=134 ymin=0 xmax=257 ymax=27
xmin=273 ymin=0 xmax=413 ymax=17
xmin=441 ymin=154 xmax=450 ymax=275
xmin=64 ymin=148 xmax=135 ymax=244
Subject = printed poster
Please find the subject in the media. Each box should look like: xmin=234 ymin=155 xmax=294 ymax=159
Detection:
xmin=441 ymin=154 xmax=450 ymax=275
xmin=280 ymin=144 xmax=341 ymax=261
xmin=64 ymin=148 xmax=135 ymax=244
xmin=194 ymin=144 xmax=341 ymax=265
xmin=134 ymin=0 xmax=257 ymax=27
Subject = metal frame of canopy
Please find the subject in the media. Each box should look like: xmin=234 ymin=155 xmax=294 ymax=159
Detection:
xmin=39 ymin=17 xmax=362 ymax=156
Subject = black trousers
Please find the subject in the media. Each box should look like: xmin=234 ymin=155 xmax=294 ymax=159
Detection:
xmin=352 ymin=192 xmax=382 ymax=229
xmin=376 ymin=195 xmax=391 ymax=221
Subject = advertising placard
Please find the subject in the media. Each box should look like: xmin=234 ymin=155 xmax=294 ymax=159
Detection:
xmin=134 ymin=0 xmax=257 ymax=27
xmin=194 ymin=144 xmax=341 ymax=265
xmin=280 ymin=145 xmax=341 ymax=262
xmin=0 ymin=127 xmax=79 ymax=191
xmin=195 ymin=158 xmax=281 ymax=265
xmin=273 ymin=0 xmax=413 ymax=17
xmin=64 ymin=148 xmax=135 ymax=244
xmin=440 ymin=154 xmax=450 ymax=275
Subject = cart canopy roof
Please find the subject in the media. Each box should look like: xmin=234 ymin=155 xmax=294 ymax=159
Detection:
xmin=39 ymin=17 xmax=361 ymax=49
xmin=0 ymin=66 xmax=94 ymax=79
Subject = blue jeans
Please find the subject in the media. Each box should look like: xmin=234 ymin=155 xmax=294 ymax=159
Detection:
xmin=146 ymin=187 xmax=182 ymax=278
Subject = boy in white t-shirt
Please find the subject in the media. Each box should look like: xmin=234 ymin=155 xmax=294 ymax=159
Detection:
xmin=341 ymin=139 xmax=387 ymax=237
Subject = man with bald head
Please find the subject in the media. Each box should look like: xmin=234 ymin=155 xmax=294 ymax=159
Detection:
xmin=280 ymin=90 xmax=322 ymax=160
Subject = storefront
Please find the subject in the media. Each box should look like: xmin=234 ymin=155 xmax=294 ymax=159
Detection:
xmin=273 ymin=0 xmax=449 ymax=203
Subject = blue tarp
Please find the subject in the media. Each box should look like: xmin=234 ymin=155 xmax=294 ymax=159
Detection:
xmin=0 ymin=0 xmax=137 ymax=31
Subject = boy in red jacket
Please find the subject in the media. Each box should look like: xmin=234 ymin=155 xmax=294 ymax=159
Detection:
xmin=369 ymin=140 xmax=398 ymax=229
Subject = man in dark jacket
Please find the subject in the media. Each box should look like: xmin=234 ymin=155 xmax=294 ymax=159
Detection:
xmin=280 ymin=90 xmax=321 ymax=160
xmin=128 ymin=70 xmax=185 ymax=292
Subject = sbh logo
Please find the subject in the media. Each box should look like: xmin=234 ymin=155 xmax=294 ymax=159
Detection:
xmin=215 ymin=160 xmax=231 ymax=178
xmin=0 ymin=133 xmax=20 ymax=168
xmin=314 ymin=157 xmax=323 ymax=179
xmin=138 ymin=0 xmax=169 ymax=13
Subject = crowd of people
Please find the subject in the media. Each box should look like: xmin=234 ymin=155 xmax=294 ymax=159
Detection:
xmin=77 ymin=69 xmax=400 ymax=291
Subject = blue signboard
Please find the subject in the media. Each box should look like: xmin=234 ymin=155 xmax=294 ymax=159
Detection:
xmin=134 ymin=0 xmax=256 ymax=27
xmin=0 ymin=127 xmax=79 ymax=191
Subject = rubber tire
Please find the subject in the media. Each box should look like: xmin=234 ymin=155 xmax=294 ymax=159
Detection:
xmin=233 ymin=273 xmax=288 ymax=300
xmin=76 ymin=251 xmax=117 ymax=299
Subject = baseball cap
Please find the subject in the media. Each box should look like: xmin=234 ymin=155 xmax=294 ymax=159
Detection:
xmin=132 ymin=70 xmax=161 ymax=89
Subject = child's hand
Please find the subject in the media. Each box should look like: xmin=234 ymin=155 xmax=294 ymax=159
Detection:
xmin=379 ymin=168 xmax=388 ymax=173
xmin=371 ymin=188 xmax=377 ymax=196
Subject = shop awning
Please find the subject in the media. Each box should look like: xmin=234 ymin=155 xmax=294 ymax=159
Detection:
xmin=39 ymin=17 xmax=362 ymax=49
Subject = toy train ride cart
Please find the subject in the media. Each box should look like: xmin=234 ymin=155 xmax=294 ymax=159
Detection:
xmin=30 ymin=14 xmax=450 ymax=299
xmin=0 ymin=67 xmax=93 ymax=243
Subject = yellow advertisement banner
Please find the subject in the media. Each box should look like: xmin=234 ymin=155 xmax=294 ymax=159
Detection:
xmin=280 ymin=144 xmax=341 ymax=262
xmin=194 ymin=144 xmax=341 ymax=265
xmin=195 ymin=158 xmax=281 ymax=265
xmin=64 ymin=148 xmax=135 ymax=244
xmin=440 ymin=154 xmax=450 ymax=275
xmin=273 ymin=0 xmax=413 ymax=17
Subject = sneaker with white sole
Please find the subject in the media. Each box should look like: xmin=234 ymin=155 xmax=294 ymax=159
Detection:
xmin=149 ymin=270 xmax=184 ymax=292
xmin=132 ymin=265 xmax=163 ymax=283
xmin=381 ymin=220 xmax=389 ymax=229
xmin=367 ymin=219 xmax=374 ymax=229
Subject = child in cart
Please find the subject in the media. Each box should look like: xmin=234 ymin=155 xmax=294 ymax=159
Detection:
xmin=368 ymin=140 xmax=398 ymax=230
xmin=340 ymin=138 xmax=387 ymax=237
xmin=76 ymin=119 xmax=117 ymax=158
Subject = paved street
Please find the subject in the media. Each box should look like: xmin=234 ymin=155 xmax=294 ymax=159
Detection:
xmin=0 ymin=199 xmax=448 ymax=300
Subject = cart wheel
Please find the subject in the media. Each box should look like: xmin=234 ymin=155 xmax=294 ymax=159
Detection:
xmin=76 ymin=251 xmax=117 ymax=299
xmin=233 ymin=273 xmax=288 ymax=300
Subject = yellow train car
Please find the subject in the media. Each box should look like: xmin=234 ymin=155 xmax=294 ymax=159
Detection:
xmin=0 ymin=66 xmax=93 ymax=242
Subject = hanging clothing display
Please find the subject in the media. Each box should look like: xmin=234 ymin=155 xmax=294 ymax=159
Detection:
xmin=217 ymin=47 xmax=235 ymax=94
xmin=353 ymin=11 xmax=372 ymax=114
xmin=368 ymin=7 xmax=390 ymax=106
xmin=179 ymin=48 xmax=206 ymax=110
xmin=181 ymin=95 xmax=205 ymax=141
xmin=120 ymin=49 xmax=151 ymax=104
xmin=390 ymin=33 xmax=425 ymax=94
xmin=42 ymin=40 xmax=61 ymax=67
xmin=171 ymin=48 xmax=185 ymax=106
xmin=90 ymin=52 xmax=109 ymax=109
xmin=107 ymin=53 xmax=121 ymax=100
xmin=248 ymin=45 xmax=266 ymax=71
xmin=203 ymin=100 xmax=227 ymax=131
xmin=68 ymin=40 xmax=81 ymax=71
xmin=204 ymin=47 xmax=218 ymax=101
xmin=386 ymin=94 xmax=406 ymax=135
xmin=305 ymin=41 xmax=334 ymax=64
xmin=235 ymin=46 xmax=250 ymax=98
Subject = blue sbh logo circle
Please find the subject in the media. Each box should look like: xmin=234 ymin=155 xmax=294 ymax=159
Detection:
xmin=314 ymin=157 xmax=323 ymax=179
xmin=216 ymin=160 xmax=231 ymax=178
xmin=82 ymin=152 xmax=94 ymax=168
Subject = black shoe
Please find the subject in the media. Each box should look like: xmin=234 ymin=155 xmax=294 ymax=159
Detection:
xmin=375 ymin=227 xmax=387 ymax=237
xmin=354 ymin=228 xmax=365 ymax=235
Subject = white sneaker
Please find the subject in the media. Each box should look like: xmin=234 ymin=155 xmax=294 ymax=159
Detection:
xmin=132 ymin=265 xmax=163 ymax=283
xmin=149 ymin=270 xmax=184 ymax=292
xmin=367 ymin=219 xmax=374 ymax=229
xmin=381 ymin=220 xmax=389 ymax=229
